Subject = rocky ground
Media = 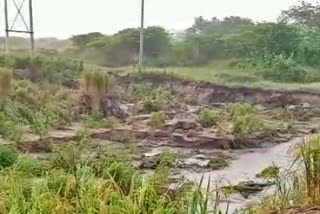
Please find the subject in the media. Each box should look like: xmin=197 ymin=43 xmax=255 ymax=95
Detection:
xmin=8 ymin=73 xmax=320 ymax=213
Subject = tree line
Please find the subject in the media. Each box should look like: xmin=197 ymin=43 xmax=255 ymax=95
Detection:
xmin=69 ymin=1 xmax=320 ymax=69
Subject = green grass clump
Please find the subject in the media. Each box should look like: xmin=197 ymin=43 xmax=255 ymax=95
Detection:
xmin=0 ymin=146 xmax=18 ymax=168
xmin=256 ymin=166 xmax=280 ymax=179
xmin=129 ymin=84 xmax=171 ymax=102
xmin=83 ymin=113 xmax=116 ymax=129
xmin=208 ymin=153 xmax=232 ymax=170
xmin=143 ymin=99 xmax=163 ymax=113
xmin=14 ymin=155 xmax=46 ymax=176
xmin=197 ymin=108 xmax=221 ymax=128
xmin=148 ymin=111 xmax=167 ymax=129
xmin=228 ymin=103 xmax=262 ymax=141
xmin=293 ymin=135 xmax=320 ymax=204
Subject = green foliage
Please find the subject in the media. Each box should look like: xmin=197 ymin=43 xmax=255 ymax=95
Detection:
xmin=148 ymin=111 xmax=167 ymax=129
xmin=0 ymin=80 xmax=77 ymax=140
xmin=0 ymin=146 xmax=18 ymax=168
xmin=83 ymin=113 xmax=116 ymax=129
xmin=293 ymin=135 xmax=320 ymax=204
xmin=130 ymin=84 xmax=171 ymax=102
xmin=197 ymin=108 xmax=221 ymax=128
xmin=14 ymin=155 xmax=46 ymax=176
xmin=0 ymin=55 xmax=83 ymax=85
xmin=262 ymin=53 xmax=307 ymax=83
xmin=257 ymin=166 xmax=280 ymax=179
xmin=208 ymin=153 xmax=232 ymax=170
xmin=228 ymin=104 xmax=261 ymax=140
xmin=143 ymin=100 xmax=163 ymax=113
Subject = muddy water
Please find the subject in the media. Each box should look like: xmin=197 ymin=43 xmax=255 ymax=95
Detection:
xmin=95 ymin=137 xmax=303 ymax=213
xmin=183 ymin=137 xmax=302 ymax=213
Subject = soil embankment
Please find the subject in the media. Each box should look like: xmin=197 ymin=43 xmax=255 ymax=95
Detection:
xmin=121 ymin=73 xmax=320 ymax=107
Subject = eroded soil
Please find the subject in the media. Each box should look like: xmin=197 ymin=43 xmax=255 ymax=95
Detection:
xmin=14 ymin=74 xmax=320 ymax=214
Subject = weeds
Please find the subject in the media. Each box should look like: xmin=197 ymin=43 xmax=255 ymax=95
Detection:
xmin=148 ymin=111 xmax=167 ymax=129
xmin=293 ymin=135 xmax=320 ymax=204
xmin=0 ymin=146 xmax=18 ymax=168
xmin=208 ymin=153 xmax=232 ymax=170
xmin=83 ymin=112 xmax=116 ymax=129
xmin=143 ymin=99 xmax=163 ymax=113
xmin=228 ymin=103 xmax=262 ymax=141
xmin=197 ymin=108 xmax=221 ymax=128
xmin=257 ymin=166 xmax=280 ymax=180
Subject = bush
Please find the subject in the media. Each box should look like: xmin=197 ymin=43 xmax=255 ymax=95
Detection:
xmin=232 ymin=113 xmax=261 ymax=140
xmin=148 ymin=111 xmax=167 ymax=129
xmin=0 ymin=146 xmax=18 ymax=168
xmin=262 ymin=53 xmax=307 ymax=83
xmin=143 ymin=100 xmax=163 ymax=113
xmin=14 ymin=155 xmax=46 ymax=176
xmin=256 ymin=166 xmax=279 ymax=179
xmin=228 ymin=103 xmax=261 ymax=140
xmin=197 ymin=108 xmax=220 ymax=128
xmin=228 ymin=103 xmax=254 ymax=119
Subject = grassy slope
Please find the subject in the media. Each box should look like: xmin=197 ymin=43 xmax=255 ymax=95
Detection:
xmin=142 ymin=61 xmax=320 ymax=92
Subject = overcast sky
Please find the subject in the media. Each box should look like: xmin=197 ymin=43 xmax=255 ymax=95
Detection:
xmin=0 ymin=0 xmax=302 ymax=38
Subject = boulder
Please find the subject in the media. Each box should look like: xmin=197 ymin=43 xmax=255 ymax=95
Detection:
xmin=100 ymin=96 xmax=127 ymax=119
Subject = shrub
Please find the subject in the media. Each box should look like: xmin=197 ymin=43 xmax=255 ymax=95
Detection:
xmin=232 ymin=113 xmax=261 ymax=140
xmin=143 ymin=99 xmax=163 ymax=113
xmin=262 ymin=53 xmax=307 ymax=83
xmin=257 ymin=166 xmax=280 ymax=179
xmin=228 ymin=103 xmax=254 ymax=119
xmin=197 ymin=108 xmax=220 ymax=128
xmin=148 ymin=111 xmax=167 ymax=129
xmin=0 ymin=146 xmax=18 ymax=168
xmin=228 ymin=103 xmax=261 ymax=140
xmin=14 ymin=155 xmax=46 ymax=176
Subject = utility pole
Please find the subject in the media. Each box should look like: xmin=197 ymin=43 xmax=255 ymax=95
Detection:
xmin=29 ymin=0 xmax=35 ymax=53
xmin=139 ymin=0 xmax=144 ymax=70
xmin=4 ymin=0 xmax=9 ymax=55
xmin=4 ymin=0 xmax=35 ymax=54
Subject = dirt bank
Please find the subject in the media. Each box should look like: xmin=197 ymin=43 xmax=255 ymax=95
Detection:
xmin=120 ymin=73 xmax=320 ymax=107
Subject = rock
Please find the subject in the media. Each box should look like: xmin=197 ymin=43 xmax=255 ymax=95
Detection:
xmin=287 ymin=105 xmax=297 ymax=111
xmin=182 ymin=157 xmax=210 ymax=168
xmin=171 ymin=133 xmax=232 ymax=149
xmin=172 ymin=133 xmax=194 ymax=144
xmin=193 ymin=154 xmax=207 ymax=160
xmin=302 ymin=103 xmax=311 ymax=109
xmin=165 ymin=118 xmax=198 ymax=131
xmin=100 ymin=96 xmax=127 ymax=119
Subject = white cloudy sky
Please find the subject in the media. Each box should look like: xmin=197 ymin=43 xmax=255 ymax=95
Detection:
xmin=0 ymin=0 xmax=304 ymax=38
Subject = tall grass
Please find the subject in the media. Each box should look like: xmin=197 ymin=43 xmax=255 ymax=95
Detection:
xmin=0 ymin=68 xmax=12 ymax=96
xmin=293 ymin=135 xmax=320 ymax=204
xmin=82 ymin=70 xmax=110 ymax=112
